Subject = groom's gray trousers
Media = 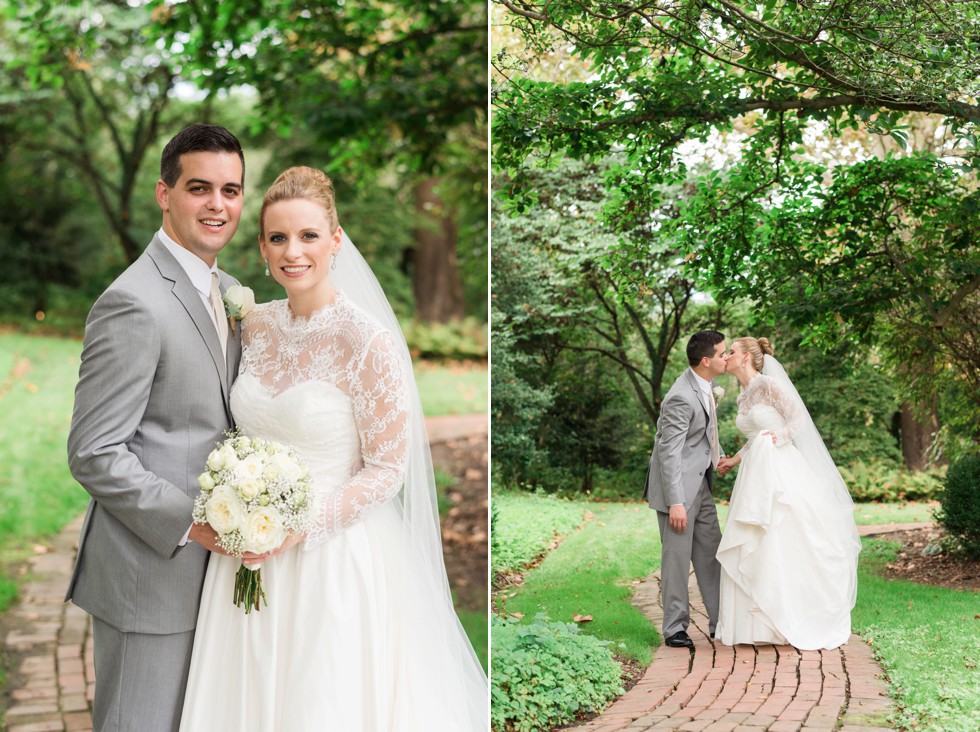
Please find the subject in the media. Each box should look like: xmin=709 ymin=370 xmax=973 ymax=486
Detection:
xmin=656 ymin=477 xmax=722 ymax=637
xmin=92 ymin=618 xmax=194 ymax=732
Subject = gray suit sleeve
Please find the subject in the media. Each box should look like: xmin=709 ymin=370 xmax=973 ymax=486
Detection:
xmin=68 ymin=288 xmax=194 ymax=558
xmin=657 ymin=393 xmax=693 ymax=507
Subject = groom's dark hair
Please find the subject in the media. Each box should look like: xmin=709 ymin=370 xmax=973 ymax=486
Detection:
xmin=160 ymin=124 xmax=245 ymax=187
xmin=687 ymin=330 xmax=725 ymax=366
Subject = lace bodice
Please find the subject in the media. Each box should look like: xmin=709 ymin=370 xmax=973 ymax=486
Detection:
xmin=735 ymin=375 xmax=803 ymax=457
xmin=230 ymin=296 xmax=409 ymax=547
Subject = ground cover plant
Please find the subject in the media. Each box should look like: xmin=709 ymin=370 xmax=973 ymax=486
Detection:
xmin=854 ymin=537 xmax=980 ymax=731
xmin=490 ymin=491 xmax=587 ymax=577
xmin=491 ymin=613 xmax=623 ymax=732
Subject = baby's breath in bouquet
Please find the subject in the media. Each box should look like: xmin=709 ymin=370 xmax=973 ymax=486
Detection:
xmin=194 ymin=429 xmax=315 ymax=613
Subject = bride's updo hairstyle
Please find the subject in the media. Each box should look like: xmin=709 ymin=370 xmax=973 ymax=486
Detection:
xmin=734 ymin=336 xmax=775 ymax=373
xmin=259 ymin=166 xmax=340 ymax=238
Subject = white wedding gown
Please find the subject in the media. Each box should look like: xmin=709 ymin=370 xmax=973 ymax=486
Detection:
xmin=715 ymin=375 xmax=858 ymax=651
xmin=180 ymin=297 xmax=486 ymax=731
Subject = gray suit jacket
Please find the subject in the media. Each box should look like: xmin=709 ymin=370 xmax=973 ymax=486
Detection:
xmin=66 ymin=236 xmax=242 ymax=634
xmin=645 ymin=369 xmax=715 ymax=512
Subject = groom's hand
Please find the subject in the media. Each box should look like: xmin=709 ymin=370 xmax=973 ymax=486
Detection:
xmin=188 ymin=523 xmax=234 ymax=556
xmin=668 ymin=505 xmax=687 ymax=533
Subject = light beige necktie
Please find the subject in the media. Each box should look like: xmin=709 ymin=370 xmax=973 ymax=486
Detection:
xmin=708 ymin=386 xmax=721 ymax=467
xmin=209 ymin=272 xmax=228 ymax=358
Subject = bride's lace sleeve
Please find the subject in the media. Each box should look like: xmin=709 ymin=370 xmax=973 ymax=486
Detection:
xmin=763 ymin=377 xmax=802 ymax=447
xmin=735 ymin=376 xmax=804 ymax=456
xmin=305 ymin=330 xmax=410 ymax=547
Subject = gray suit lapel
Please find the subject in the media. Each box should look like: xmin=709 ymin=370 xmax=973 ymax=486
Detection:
xmin=147 ymin=238 xmax=232 ymax=413
xmin=684 ymin=369 xmax=710 ymax=418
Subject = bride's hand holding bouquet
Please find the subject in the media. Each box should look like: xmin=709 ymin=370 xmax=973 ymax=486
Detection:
xmin=194 ymin=429 xmax=316 ymax=613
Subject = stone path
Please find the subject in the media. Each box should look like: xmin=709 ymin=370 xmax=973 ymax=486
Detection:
xmin=565 ymin=523 xmax=919 ymax=732
xmin=1 ymin=414 xmax=487 ymax=732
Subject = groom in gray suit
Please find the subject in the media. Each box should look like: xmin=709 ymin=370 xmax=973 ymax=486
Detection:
xmin=66 ymin=124 xmax=246 ymax=731
xmin=645 ymin=330 xmax=729 ymax=648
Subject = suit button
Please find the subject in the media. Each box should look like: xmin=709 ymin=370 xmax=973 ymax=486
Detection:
xmin=705 ymin=449 xmax=709 ymax=454
xmin=699 ymin=470 xmax=704 ymax=476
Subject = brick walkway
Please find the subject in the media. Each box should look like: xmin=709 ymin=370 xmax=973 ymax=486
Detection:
xmin=1 ymin=414 xmax=488 ymax=732
xmin=565 ymin=523 xmax=924 ymax=732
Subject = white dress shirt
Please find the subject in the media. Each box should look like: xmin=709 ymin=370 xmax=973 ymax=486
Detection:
xmin=158 ymin=228 xmax=225 ymax=336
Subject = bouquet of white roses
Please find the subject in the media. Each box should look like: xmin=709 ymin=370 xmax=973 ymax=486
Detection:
xmin=194 ymin=429 xmax=315 ymax=613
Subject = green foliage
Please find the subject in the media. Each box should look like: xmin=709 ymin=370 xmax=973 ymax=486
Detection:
xmin=401 ymin=317 xmax=488 ymax=360
xmin=839 ymin=460 xmax=946 ymax=503
xmin=494 ymin=1 xmax=979 ymax=453
xmin=935 ymin=454 xmax=980 ymax=559
xmin=489 ymin=314 xmax=554 ymax=485
xmin=854 ymin=538 xmax=980 ymax=732
xmin=491 ymin=492 xmax=586 ymax=577
xmin=490 ymin=614 xmax=623 ymax=732
xmin=156 ymin=0 xmax=486 ymax=177
xmin=494 ymin=2 xmax=980 ymax=177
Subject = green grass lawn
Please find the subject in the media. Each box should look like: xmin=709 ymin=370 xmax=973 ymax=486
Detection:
xmin=414 ymin=360 xmax=488 ymax=415
xmin=494 ymin=496 xmax=662 ymax=664
xmin=852 ymin=500 xmax=938 ymax=525
xmin=854 ymin=538 xmax=980 ymax=732
xmin=0 ymin=333 xmax=89 ymax=613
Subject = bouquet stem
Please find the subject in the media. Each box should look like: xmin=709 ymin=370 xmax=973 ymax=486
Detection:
xmin=234 ymin=564 xmax=267 ymax=613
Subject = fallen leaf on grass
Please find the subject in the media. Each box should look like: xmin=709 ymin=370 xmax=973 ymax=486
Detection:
xmin=573 ymin=614 xmax=593 ymax=623
xmin=510 ymin=612 xmax=524 ymax=619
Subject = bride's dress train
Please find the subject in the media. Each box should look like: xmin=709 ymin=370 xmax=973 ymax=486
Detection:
xmin=715 ymin=375 xmax=860 ymax=651
xmin=179 ymin=298 xmax=486 ymax=730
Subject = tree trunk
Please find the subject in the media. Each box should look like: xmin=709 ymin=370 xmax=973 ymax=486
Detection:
xmin=899 ymin=400 xmax=940 ymax=471
xmin=412 ymin=177 xmax=466 ymax=322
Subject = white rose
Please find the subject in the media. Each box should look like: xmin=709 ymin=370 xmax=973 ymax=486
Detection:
xmin=243 ymin=506 xmax=287 ymax=554
xmin=218 ymin=443 xmax=239 ymax=470
xmin=712 ymin=386 xmax=725 ymax=403
xmin=205 ymin=485 xmax=245 ymax=535
xmin=206 ymin=447 xmax=225 ymax=472
xmin=268 ymin=451 xmax=304 ymax=483
xmin=235 ymin=453 xmax=266 ymax=481
xmin=234 ymin=436 xmax=252 ymax=454
xmin=237 ymin=477 xmax=263 ymax=501
xmin=223 ymin=285 xmax=256 ymax=319
xmin=198 ymin=472 xmax=216 ymax=492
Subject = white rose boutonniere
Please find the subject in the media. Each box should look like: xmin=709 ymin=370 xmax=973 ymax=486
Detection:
xmin=712 ymin=385 xmax=725 ymax=404
xmin=223 ymin=285 xmax=256 ymax=336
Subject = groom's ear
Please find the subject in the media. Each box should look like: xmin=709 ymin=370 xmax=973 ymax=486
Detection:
xmin=155 ymin=180 xmax=170 ymax=212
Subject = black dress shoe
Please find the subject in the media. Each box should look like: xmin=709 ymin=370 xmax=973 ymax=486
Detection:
xmin=665 ymin=631 xmax=694 ymax=648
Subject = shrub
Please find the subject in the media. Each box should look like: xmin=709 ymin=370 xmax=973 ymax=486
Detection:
xmin=401 ymin=317 xmax=487 ymax=360
xmin=839 ymin=459 xmax=945 ymax=502
xmin=491 ymin=614 xmax=623 ymax=732
xmin=935 ymin=454 xmax=980 ymax=560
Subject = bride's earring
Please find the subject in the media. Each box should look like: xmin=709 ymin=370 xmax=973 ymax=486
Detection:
xmin=331 ymin=253 xmax=337 ymax=270
xmin=264 ymin=260 xmax=270 ymax=277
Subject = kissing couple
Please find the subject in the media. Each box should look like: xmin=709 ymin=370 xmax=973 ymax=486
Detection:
xmin=645 ymin=330 xmax=861 ymax=651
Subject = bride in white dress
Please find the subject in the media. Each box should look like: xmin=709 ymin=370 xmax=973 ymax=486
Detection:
xmin=179 ymin=167 xmax=487 ymax=730
xmin=714 ymin=337 xmax=861 ymax=651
